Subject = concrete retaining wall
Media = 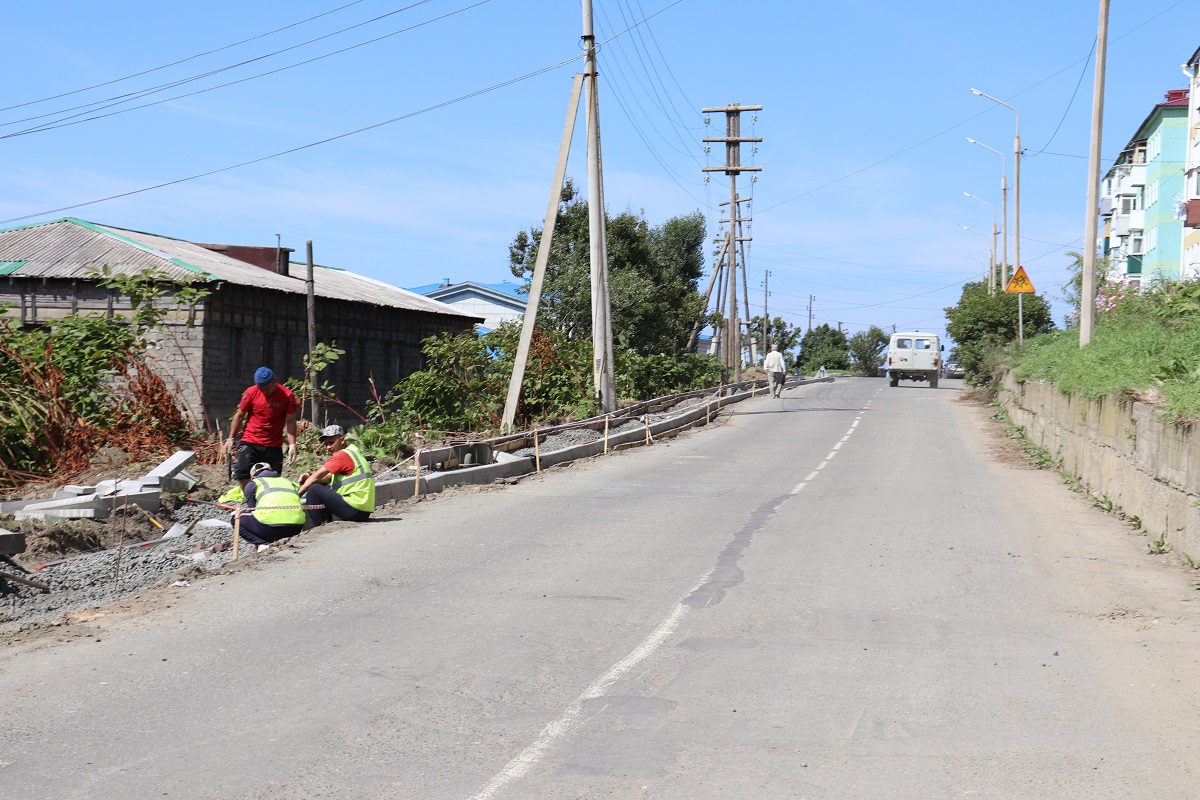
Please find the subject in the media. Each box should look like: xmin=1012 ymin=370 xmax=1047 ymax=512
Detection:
xmin=999 ymin=373 xmax=1200 ymax=563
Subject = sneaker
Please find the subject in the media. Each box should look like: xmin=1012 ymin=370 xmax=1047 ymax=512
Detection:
xmin=257 ymin=544 xmax=270 ymax=553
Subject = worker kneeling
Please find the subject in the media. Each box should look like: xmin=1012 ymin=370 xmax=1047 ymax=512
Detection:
xmin=240 ymin=462 xmax=306 ymax=549
xmin=297 ymin=424 xmax=375 ymax=529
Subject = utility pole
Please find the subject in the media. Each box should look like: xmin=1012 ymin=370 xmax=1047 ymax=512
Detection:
xmin=703 ymin=103 xmax=762 ymax=382
xmin=807 ymin=295 xmax=814 ymax=332
xmin=762 ymin=269 xmax=769 ymax=356
xmin=582 ymin=0 xmax=615 ymax=410
xmin=1081 ymin=0 xmax=1111 ymax=347
xmin=305 ymin=240 xmax=317 ymax=424
xmin=500 ymin=74 xmax=585 ymax=432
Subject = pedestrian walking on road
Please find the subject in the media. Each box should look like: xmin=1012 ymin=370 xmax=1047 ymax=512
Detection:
xmin=296 ymin=424 xmax=376 ymax=529
xmin=764 ymin=346 xmax=786 ymax=398
xmin=238 ymin=462 xmax=305 ymax=551
xmin=224 ymin=366 xmax=299 ymax=489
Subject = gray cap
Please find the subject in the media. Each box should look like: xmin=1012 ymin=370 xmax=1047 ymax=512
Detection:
xmin=249 ymin=462 xmax=275 ymax=479
xmin=320 ymin=424 xmax=345 ymax=439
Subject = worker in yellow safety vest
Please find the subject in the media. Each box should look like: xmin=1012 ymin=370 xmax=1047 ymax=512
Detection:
xmin=239 ymin=462 xmax=306 ymax=550
xmin=296 ymin=424 xmax=375 ymax=529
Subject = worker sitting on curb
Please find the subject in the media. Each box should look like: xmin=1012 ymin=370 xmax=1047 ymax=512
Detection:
xmin=239 ymin=462 xmax=306 ymax=551
xmin=296 ymin=425 xmax=375 ymax=529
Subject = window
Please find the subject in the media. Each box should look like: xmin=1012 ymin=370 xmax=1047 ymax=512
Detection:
xmin=1121 ymin=195 xmax=1139 ymax=213
xmin=1146 ymin=179 xmax=1159 ymax=208
xmin=1146 ymin=227 xmax=1158 ymax=252
xmin=895 ymin=338 xmax=912 ymax=349
xmin=914 ymin=339 xmax=932 ymax=350
xmin=1148 ymin=131 xmax=1162 ymax=162
xmin=1130 ymin=230 xmax=1144 ymax=254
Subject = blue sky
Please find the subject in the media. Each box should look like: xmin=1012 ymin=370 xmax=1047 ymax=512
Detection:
xmin=3 ymin=0 xmax=1198 ymax=346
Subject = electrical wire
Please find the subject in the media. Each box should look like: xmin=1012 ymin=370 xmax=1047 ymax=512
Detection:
xmin=0 ymin=0 xmax=370 ymax=114
xmin=2 ymin=1 xmax=491 ymax=141
xmin=1 ymin=1 xmax=441 ymax=130
xmin=0 ymin=0 xmax=690 ymax=227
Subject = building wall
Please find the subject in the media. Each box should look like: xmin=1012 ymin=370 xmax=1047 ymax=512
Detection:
xmin=204 ymin=285 xmax=476 ymax=429
xmin=442 ymin=295 xmax=523 ymax=330
xmin=1184 ymin=58 xmax=1200 ymax=278
xmin=1142 ymin=110 xmax=1188 ymax=280
xmin=0 ymin=275 xmax=212 ymax=427
xmin=0 ymin=277 xmax=478 ymax=435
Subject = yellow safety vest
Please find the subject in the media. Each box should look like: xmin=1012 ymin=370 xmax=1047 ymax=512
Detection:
xmin=331 ymin=444 xmax=375 ymax=513
xmin=251 ymin=476 xmax=306 ymax=526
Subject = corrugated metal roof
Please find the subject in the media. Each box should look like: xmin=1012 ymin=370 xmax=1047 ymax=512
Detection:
xmin=0 ymin=218 xmax=474 ymax=317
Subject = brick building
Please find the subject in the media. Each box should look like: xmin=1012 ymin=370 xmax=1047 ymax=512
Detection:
xmin=0 ymin=217 xmax=480 ymax=431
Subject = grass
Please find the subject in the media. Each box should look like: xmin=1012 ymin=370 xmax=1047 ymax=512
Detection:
xmin=1013 ymin=306 xmax=1200 ymax=422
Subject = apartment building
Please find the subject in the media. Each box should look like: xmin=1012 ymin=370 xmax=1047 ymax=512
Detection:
xmin=1099 ymin=89 xmax=1189 ymax=286
xmin=1182 ymin=48 xmax=1200 ymax=278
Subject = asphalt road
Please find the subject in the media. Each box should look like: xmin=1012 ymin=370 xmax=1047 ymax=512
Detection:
xmin=4 ymin=377 xmax=1200 ymax=799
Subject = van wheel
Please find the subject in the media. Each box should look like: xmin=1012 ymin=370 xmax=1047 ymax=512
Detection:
xmin=930 ymin=377 xmax=939 ymax=389
xmin=889 ymin=376 xmax=898 ymax=387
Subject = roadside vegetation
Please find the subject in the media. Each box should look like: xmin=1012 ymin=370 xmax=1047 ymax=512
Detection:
xmin=1012 ymin=278 xmax=1200 ymax=421
xmin=0 ymin=268 xmax=211 ymax=491
xmin=944 ymin=250 xmax=1200 ymax=422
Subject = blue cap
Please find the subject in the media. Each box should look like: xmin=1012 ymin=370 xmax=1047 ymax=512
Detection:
xmin=253 ymin=366 xmax=275 ymax=386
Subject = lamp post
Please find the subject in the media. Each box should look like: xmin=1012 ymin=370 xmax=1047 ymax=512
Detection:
xmin=960 ymin=225 xmax=992 ymax=287
xmin=964 ymin=192 xmax=998 ymax=293
xmin=963 ymin=252 xmax=988 ymax=284
xmin=966 ymin=137 xmax=1009 ymax=287
xmin=971 ymin=90 xmax=1020 ymax=288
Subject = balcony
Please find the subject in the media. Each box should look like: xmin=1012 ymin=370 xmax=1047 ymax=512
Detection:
xmin=1099 ymin=196 xmax=1114 ymax=216
xmin=1113 ymin=215 xmax=1131 ymax=236
xmin=1185 ymin=198 xmax=1200 ymax=228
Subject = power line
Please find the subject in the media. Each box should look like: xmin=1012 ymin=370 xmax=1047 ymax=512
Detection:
xmin=0 ymin=0 xmax=371 ymax=114
xmin=3 ymin=0 xmax=492 ymax=140
xmin=0 ymin=0 xmax=690 ymax=226
xmin=757 ymin=0 xmax=1193 ymax=216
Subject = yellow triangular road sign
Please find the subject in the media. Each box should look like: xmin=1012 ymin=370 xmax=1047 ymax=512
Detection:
xmin=1005 ymin=266 xmax=1035 ymax=293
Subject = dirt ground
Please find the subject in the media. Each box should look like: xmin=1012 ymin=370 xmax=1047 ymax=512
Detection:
xmin=2 ymin=451 xmax=236 ymax=567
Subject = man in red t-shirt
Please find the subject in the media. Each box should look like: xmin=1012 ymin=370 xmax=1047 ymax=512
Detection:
xmin=224 ymin=366 xmax=299 ymax=487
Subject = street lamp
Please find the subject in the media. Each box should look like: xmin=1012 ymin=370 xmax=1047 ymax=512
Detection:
xmin=964 ymin=192 xmax=998 ymax=293
xmin=970 ymin=90 xmax=1020 ymax=287
xmin=966 ymin=137 xmax=1009 ymax=287
xmin=963 ymin=252 xmax=988 ymax=284
xmin=960 ymin=225 xmax=992 ymax=287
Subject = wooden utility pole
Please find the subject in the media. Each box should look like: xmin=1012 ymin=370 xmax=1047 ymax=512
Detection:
xmin=762 ymin=270 xmax=769 ymax=355
xmin=305 ymin=240 xmax=317 ymax=424
xmin=501 ymin=74 xmax=585 ymax=432
xmin=703 ymin=104 xmax=761 ymax=382
xmin=808 ymin=295 xmax=814 ymax=332
xmin=583 ymin=0 xmax=616 ymax=411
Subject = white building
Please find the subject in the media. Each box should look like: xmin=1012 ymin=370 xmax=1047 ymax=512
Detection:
xmin=407 ymin=280 xmax=526 ymax=331
xmin=1182 ymin=47 xmax=1200 ymax=279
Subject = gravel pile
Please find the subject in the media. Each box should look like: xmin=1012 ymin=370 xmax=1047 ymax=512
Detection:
xmin=1 ymin=502 xmax=241 ymax=628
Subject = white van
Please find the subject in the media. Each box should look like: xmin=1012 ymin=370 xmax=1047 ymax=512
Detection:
xmin=886 ymin=332 xmax=942 ymax=388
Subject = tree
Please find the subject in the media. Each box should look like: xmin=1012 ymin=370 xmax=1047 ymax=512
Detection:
xmin=944 ymin=280 xmax=1055 ymax=384
xmin=847 ymin=326 xmax=890 ymax=376
xmin=1060 ymin=251 xmax=1112 ymax=328
xmin=509 ymin=181 xmax=707 ymax=356
xmin=748 ymin=315 xmax=801 ymax=356
xmin=797 ymin=324 xmax=850 ymax=372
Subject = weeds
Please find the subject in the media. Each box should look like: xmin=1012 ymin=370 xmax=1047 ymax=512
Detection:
xmin=1183 ymin=552 xmax=1199 ymax=570
xmin=1147 ymin=533 xmax=1171 ymax=555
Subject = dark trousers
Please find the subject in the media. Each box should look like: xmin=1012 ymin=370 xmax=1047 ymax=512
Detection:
xmin=233 ymin=442 xmax=283 ymax=481
xmin=238 ymin=515 xmax=303 ymax=545
xmin=304 ymin=483 xmax=371 ymax=528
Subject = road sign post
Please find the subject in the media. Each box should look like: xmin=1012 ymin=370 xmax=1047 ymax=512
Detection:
xmin=1004 ymin=266 xmax=1035 ymax=347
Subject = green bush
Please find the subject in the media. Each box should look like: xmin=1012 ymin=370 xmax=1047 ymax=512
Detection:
xmin=616 ymin=352 xmax=724 ymax=400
